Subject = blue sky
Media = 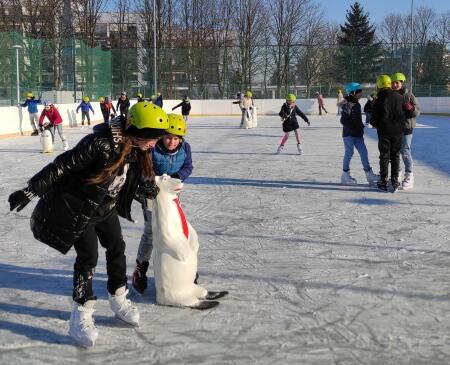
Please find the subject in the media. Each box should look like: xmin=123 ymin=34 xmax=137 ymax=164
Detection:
xmin=322 ymin=0 xmax=450 ymax=26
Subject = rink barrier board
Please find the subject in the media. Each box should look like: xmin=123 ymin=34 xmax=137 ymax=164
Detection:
xmin=1 ymin=98 xmax=449 ymax=138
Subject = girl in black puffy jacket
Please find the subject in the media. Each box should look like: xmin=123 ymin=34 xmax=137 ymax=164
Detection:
xmin=8 ymin=102 xmax=169 ymax=348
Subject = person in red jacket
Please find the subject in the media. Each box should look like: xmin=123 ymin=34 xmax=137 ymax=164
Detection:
xmin=39 ymin=100 xmax=68 ymax=150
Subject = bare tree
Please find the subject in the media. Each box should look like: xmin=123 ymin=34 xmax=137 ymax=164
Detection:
xmin=72 ymin=0 xmax=106 ymax=47
xmin=270 ymin=0 xmax=309 ymax=97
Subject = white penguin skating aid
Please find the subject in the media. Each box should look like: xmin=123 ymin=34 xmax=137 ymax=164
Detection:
xmin=251 ymin=107 xmax=258 ymax=128
xmin=152 ymin=174 xmax=228 ymax=310
xmin=241 ymin=108 xmax=253 ymax=129
xmin=40 ymin=129 xmax=53 ymax=153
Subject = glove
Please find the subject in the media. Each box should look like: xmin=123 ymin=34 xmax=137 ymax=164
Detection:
xmin=141 ymin=181 xmax=159 ymax=200
xmin=8 ymin=187 xmax=35 ymax=212
xmin=402 ymin=102 xmax=414 ymax=112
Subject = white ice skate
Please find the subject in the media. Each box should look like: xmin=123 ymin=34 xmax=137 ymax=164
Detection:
xmin=80 ymin=125 xmax=84 ymax=130
xmin=276 ymin=145 xmax=284 ymax=155
xmin=401 ymin=172 xmax=414 ymax=190
xmin=108 ymin=286 xmax=140 ymax=326
xmin=365 ymin=169 xmax=379 ymax=185
xmin=297 ymin=143 xmax=303 ymax=155
xmin=68 ymin=300 xmax=98 ymax=348
xmin=63 ymin=139 xmax=69 ymax=151
xmin=341 ymin=171 xmax=357 ymax=185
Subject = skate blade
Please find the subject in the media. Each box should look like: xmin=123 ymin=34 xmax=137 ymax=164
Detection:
xmin=205 ymin=291 xmax=229 ymax=300
xmin=188 ymin=300 xmax=220 ymax=310
xmin=114 ymin=314 xmax=140 ymax=327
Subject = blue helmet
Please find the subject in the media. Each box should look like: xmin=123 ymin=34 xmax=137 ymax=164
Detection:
xmin=344 ymin=82 xmax=362 ymax=96
xmin=43 ymin=100 xmax=52 ymax=106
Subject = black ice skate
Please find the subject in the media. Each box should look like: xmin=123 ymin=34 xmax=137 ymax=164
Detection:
xmin=390 ymin=179 xmax=400 ymax=193
xmin=377 ymin=179 xmax=388 ymax=192
xmin=205 ymin=291 xmax=229 ymax=300
xmin=131 ymin=260 xmax=149 ymax=295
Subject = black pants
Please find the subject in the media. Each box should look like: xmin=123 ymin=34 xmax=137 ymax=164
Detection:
xmin=73 ymin=210 xmax=127 ymax=303
xmin=102 ymin=112 xmax=109 ymax=123
xmin=378 ymin=133 xmax=403 ymax=181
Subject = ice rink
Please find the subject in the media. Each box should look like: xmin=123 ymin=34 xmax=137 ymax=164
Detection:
xmin=1 ymin=114 xmax=449 ymax=364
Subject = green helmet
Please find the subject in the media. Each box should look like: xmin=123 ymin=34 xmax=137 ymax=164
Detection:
xmin=83 ymin=96 xmax=90 ymax=102
xmin=286 ymin=93 xmax=296 ymax=102
xmin=245 ymin=90 xmax=252 ymax=97
xmin=376 ymin=75 xmax=392 ymax=90
xmin=391 ymin=72 xmax=406 ymax=82
xmin=98 ymin=96 xmax=105 ymax=102
xmin=150 ymin=94 xmax=156 ymax=100
xmin=126 ymin=102 xmax=169 ymax=139
xmin=166 ymin=114 xmax=187 ymax=137
xmin=136 ymin=92 xmax=143 ymax=98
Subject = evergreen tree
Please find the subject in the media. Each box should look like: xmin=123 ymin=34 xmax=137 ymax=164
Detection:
xmin=336 ymin=2 xmax=382 ymax=83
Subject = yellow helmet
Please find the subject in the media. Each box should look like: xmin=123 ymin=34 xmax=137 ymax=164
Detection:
xmin=391 ymin=72 xmax=406 ymax=83
xmin=26 ymin=92 xmax=33 ymax=98
xmin=126 ymin=102 xmax=169 ymax=138
xmin=166 ymin=114 xmax=187 ymax=137
xmin=83 ymin=96 xmax=90 ymax=102
xmin=98 ymin=96 xmax=105 ymax=102
xmin=245 ymin=90 xmax=253 ymax=97
xmin=376 ymin=75 xmax=392 ymax=90
xmin=136 ymin=92 xmax=143 ymax=98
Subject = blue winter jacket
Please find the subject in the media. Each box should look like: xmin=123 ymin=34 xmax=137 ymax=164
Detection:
xmin=21 ymin=98 xmax=41 ymax=113
xmin=76 ymin=101 xmax=94 ymax=114
xmin=152 ymin=139 xmax=193 ymax=181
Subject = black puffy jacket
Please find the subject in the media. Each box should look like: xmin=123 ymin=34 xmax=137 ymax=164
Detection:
xmin=279 ymin=103 xmax=309 ymax=133
xmin=29 ymin=117 xmax=143 ymax=254
xmin=371 ymin=89 xmax=406 ymax=136
xmin=340 ymin=95 xmax=364 ymax=138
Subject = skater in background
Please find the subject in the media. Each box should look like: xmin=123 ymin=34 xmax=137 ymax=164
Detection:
xmin=76 ymin=96 xmax=95 ymax=129
xmin=8 ymin=103 xmax=169 ymax=347
xmin=391 ymin=72 xmax=420 ymax=190
xmin=20 ymin=92 xmax=41 ymax=136
xmin=100 ymin=96 xmax=116 ymax=123
xmin=154 ymin=92 xmax=163 ymax=108
xmin=39 ymin=100 xmax=68 ymax=151
xmin=315 ymin=91 xmax=328 ymax=115
xmin=363 ymin=92 xmax=376 ymax=127
xmin=276 ymin=93 xmax=310 ymax=155
xmin=172 ymin=95 xmax=192 ymax=121
xmin=116 ymin=91 xmax=130 ymax=116
xmin=371 ymin=75 xmax=406 ymax=192
xmin=339 ymin=82 xmax=378 ymax=185
xmin=132 ymin=113 xmax=193 ymax=295
xmin=239 ymin=90 xmax=254 ymax=128
xmin=336 ymin=89 xmax=344 ymax=115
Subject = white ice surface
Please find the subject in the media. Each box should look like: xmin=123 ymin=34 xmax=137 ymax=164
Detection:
xmin=0 ymin=115 xmax=450 ymax=364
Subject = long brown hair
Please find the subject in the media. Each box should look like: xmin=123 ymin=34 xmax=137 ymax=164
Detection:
xmin=87 ymin=135 xmax=154 ymax=185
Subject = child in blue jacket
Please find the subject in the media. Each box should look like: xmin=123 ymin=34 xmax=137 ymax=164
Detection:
xmin=132 ymin=113 xmax=193 ymax=294
xmin=20 ymin=92 xmax=41 ymax=135
xmin=76 ymin=96 xmax=95 ymax=129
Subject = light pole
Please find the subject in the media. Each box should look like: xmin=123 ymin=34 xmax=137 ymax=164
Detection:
xmin=410 ymin=0 xmax=414 ymax=93
xmin=12 ymin=44 xmax=22 ymax=105
xmin=153 ymin=0 xmax=157 ymax=95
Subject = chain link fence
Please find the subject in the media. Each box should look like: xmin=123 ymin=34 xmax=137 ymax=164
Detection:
xmin=0 ymin=31 xmax=448 ymax=105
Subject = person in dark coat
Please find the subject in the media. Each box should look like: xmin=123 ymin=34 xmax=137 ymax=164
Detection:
xmin=338 ymin=82 xmax=378 ymax=185
xmin=172 ymin=95 xmax=192 ymax=121
xmin=371 ymin=75 xmax=406 ymax=192
xmin=154 ymin=92 xmax=163 ymax=108
xmin=276 ymin=93 xmax=310 ymax=155
xmin=116 ymin=91 xmax=130 ymax=116
xmin=8 ymin=102 xmax=169 ymax=347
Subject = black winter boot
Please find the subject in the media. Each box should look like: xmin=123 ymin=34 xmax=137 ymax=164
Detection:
xmin=132 ymin=260 xmax=149 ymax=295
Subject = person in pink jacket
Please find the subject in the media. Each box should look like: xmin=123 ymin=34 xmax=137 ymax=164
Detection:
xmin=315 ymin=91 xmax=328 ymax=115
xmin=39 ymin=100 xmax=69 ymax=150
